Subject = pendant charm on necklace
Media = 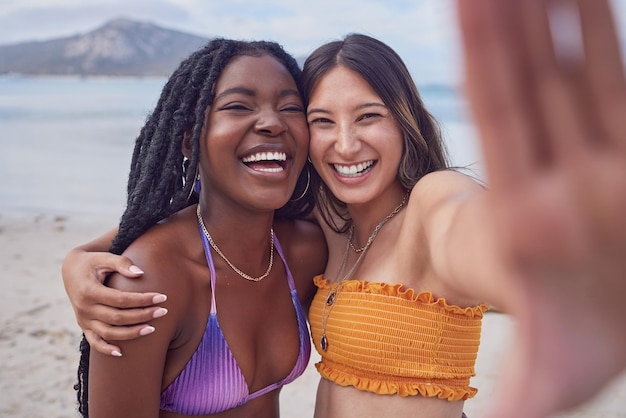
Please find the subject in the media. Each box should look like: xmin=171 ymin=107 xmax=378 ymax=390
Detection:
xmin=326 ymin=290 xmax=337 ymax=305
xmin=321 ymin=335 xmax=328 ymax=351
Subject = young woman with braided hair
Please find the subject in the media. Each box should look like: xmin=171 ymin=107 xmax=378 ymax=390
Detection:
xmin=72 ymin=38 xmax=327 ymax=417
xmin=64 ymin=1 xmax=626 ymax=417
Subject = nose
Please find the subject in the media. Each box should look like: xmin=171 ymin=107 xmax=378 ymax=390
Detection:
xmin=334 ymin=124 xmax=361 ymax=157
xmin=254 ymin=109 xmax=287 ymax=136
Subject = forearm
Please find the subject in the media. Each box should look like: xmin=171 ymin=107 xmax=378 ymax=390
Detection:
xmin=61 ymin=224 xmax=164 ymax=356
xmin=62 ymin=227 xmax=120 ymax=290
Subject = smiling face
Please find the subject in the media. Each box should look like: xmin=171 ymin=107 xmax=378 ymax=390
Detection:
xmin=307 ymin=65 xmax=405 ymax=206
xmin=198 ymin=54 xmax=309 ymax=212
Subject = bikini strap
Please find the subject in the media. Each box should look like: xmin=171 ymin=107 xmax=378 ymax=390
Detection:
xmin=198 ymin=222 xmax=294 ymax=312
xmin=273 ymin=236 xmax=296 ymax=292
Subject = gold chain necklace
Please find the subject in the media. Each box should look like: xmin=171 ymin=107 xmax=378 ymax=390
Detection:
xmin=196 ymin=205 xmax=274 ymax=282
xmin=348 ymin=192 xmax=410 ymax=253
xmin=319 ymin=191 xmax=409 ymax=351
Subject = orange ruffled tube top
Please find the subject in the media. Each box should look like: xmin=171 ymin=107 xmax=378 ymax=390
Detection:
xmin=308 ymin=275 xmax=489 ymax=401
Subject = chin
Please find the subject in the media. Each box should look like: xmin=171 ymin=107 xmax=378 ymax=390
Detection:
xmin=251 ymin=190 xmax=293 ymax=210
xmin=332 ymin=185 xmax=383 ymax=206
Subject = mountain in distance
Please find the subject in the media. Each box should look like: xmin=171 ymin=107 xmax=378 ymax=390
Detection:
xmin=0 ymin=18 xmax=211 ymax=76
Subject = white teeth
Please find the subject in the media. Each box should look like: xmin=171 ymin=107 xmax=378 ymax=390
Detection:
xmin=256 ymin=167 xmax=284 ymax=173
xmin=333 ymin=160 xmax=374 ymax=177
xmin=242 ymin=152 xmax=287 ymax=163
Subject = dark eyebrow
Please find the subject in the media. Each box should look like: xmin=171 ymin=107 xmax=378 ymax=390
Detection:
xmin=356 ymin=102 xmax=387 ymax=111
xmin=215 ymin=87 xmax=301 ymax=101
xmin=214 ymin=87 xmax=255 ymax=101
xmin=306 ymin=108 xmax=330 ymax=117
xmin=307 ymin=102 xmax=386 ymax=117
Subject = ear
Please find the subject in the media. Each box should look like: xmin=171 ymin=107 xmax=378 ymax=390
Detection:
xmin=182 ymin=108 xmax=212 ymax=158
xmin=181 ymin=129 xmax=193 ymax=158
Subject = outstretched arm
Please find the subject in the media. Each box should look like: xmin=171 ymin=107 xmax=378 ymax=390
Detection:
xmin=457 ymin=0 xmax=626 ymax=417
xmin=62 ymin=227 xmax=168 ymax=356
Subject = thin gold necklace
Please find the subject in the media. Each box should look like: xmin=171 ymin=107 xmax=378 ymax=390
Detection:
xmin=348 ymin=192 xmax=410 ymax=252
xmin=319 ymin=191 xmax=409 ymax=351
xmin=196 ymin=205 xmax=274 ymax=282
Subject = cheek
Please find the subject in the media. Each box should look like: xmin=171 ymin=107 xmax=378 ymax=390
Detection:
xmin=307 ymin=130 xmax=327 ymax=169
xmin=289 ymin=121 xmax=310 ymax=173
xmin=294 ymin=119 xmax=310 ymax=149
xmin=378 ymin=125 xmax=404 ymax=161
xmin=389 ymin=135 xmax=404 ymax=162
xmin=204 ymin=116 xmax=242 ymax=147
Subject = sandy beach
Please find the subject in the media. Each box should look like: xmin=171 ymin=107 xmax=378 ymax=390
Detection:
xmin=1 ymin=212 xmax=625 ymax=418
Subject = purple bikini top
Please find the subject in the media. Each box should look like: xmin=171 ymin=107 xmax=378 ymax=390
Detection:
xmin=160 ymin=223 xmax=311 ymax=415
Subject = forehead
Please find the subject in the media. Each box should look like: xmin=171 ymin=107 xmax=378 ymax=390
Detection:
xmin=215 ymin=55 xmax=297 ymax=92
xmin=310 ymin=65 xmax=379 ymax=102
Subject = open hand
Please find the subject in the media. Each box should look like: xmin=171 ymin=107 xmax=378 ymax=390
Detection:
xmin=61 ymin=250 xmax=167 ymax=356
xmin=458 ymin=0 xmax=626 ymax=416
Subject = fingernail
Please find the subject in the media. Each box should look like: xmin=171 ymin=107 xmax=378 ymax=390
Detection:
xmin=140 ymin=326 xmax=155 ymax=336
xmin=152 ymin=294 xmax=167 ymax=304
xmin=129 ymin=265 xmax=144 ymax=274
xmin=112 ymin=350 xmax=122 ymax=357
xmin=153 ymin=308 xmax=168 ymax=318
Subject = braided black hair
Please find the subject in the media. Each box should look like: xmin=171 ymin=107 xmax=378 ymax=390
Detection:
xmin=74 ymin=38 xmax=313 ymax=417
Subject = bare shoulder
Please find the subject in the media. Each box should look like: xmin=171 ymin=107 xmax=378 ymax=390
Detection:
xmin=273 ymin=219 xmax=328 ymax=301
xmin=406 ymin=170 xmax=485 ymax=219
xmin=398 ymin=170 xmax=490 ymax=303
xmin=106 ymin=212 xmax=199 ymax=298
xmin=413 ymin=170 xmax=484 ymax=202
xmin=396 ymin=170 xmax=485 ymax=281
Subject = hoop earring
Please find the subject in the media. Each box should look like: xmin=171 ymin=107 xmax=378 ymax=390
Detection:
xmin=186 ymin=164 xmax=200 ymax=201
xmin=290 ymin=165 xmax=311 ymax=202
xmin=193 ymin=175 xmax=201 ymax=194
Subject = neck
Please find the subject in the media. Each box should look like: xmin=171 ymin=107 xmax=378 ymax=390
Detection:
xmin=347 ymin=184 xmax=408 ymax=249
xmin=196 ymin=198 xmax=276 ymax=266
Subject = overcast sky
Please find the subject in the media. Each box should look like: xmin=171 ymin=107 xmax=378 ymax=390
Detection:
xmin=1 ymin=0 xmax=625 ymax=84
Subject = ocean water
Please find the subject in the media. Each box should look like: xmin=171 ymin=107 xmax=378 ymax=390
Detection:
xmin=0 ymin=76 xmax=481 ymax=217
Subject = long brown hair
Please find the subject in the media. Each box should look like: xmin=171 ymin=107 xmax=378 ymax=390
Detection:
xmin=301 ymin=33 xmax=450 ymax=232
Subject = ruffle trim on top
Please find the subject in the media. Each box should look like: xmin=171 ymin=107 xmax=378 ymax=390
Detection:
xmin=313 ymin=275 xmax=489 ymax=318
xmin=315 ymin=362 xmax=478 ymax=401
